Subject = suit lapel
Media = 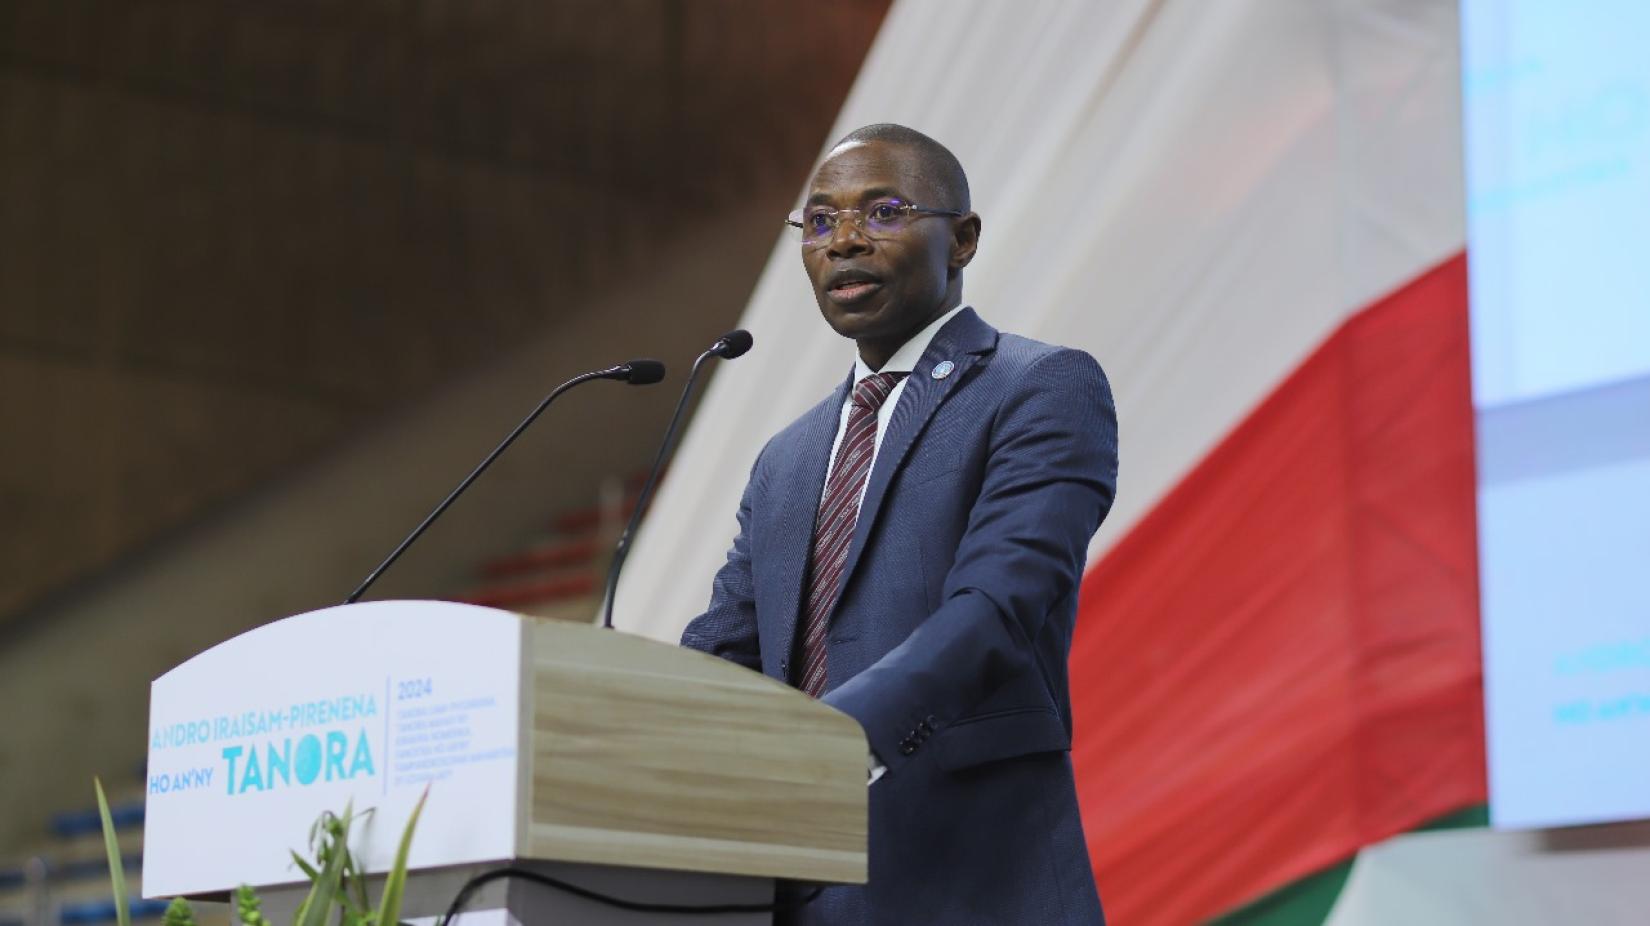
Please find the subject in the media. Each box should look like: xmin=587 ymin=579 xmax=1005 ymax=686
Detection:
xmin=831 ymin=309 xmax=998 ymax=622
xmin=767 ymin=373 xmax=851 ymax=670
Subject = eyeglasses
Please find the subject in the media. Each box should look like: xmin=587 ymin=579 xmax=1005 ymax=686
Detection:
xmin=786 ymin=198 xmax=964 ymax=248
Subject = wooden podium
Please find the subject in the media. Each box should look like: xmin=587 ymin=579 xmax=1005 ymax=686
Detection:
xmin=141 ymin=601 xmax=867 ymax=923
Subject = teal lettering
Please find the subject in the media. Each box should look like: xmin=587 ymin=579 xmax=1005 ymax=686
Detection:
xmin=1555 ymin=700 xmax=1590 ymax=724
xmin=324 ymin=731 xmax=348 ymax=781
xmin=240 ymin=744 xmax=264 ymax=793
xmin=267 ymin=738 xmax=292 ymax=788
xmin=222 ymin=745 xmax=244 ymax=795
xmin=295 ymin=734 xmax=321 ymax=784
xmin=348 ymin=729 xmax=374 ymax=779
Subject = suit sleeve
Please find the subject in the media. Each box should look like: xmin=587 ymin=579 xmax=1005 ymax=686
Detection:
xmin=823 ymin=348 xmax=1118 ymax=776
xmin=679 ymin=448 xmax=764 ymax=672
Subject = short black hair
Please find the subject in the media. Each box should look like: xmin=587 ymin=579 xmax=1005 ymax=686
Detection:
xmin=832 ymin=123 xmax=970 ymax=212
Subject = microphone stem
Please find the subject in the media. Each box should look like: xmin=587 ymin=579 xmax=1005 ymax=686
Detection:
xmin=602 ymin=350 xmax=713 ymax=629
xmin=346 ymin=367 xmax=616 ymax=605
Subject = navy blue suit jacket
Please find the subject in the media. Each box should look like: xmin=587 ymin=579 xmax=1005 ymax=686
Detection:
xmin=682 ymin=308 xmax=1117 ymax=925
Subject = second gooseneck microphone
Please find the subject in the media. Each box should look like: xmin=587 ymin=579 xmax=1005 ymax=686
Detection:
xmin=346 ymin=358 xmax=665 ymax=605
xmin=601 ymin=330 xmax=753 ymax=629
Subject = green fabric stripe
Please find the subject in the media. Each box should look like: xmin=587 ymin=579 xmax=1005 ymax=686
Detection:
xmin=1413 ymin=803 xmax=1489 ymax=832
xmin=1204 ymin=860 xmax=1354 ymax=926
xmin=1204 ymin=804 xmax=1488 ymax=926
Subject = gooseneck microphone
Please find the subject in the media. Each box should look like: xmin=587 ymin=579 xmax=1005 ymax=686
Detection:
xmin=345 ymin=359 xmax=666 ymax=605
xmin=709 ymin=329 xmax=754 ymax=360
xmin=601 ymin=330 xmax=753 ymax=629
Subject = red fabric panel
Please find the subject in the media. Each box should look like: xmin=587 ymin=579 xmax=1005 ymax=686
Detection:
xmin=1070 ymin=253 xmax=1485 ymax=926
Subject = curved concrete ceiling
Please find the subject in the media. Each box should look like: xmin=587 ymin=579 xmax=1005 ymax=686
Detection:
xmin=0 ymin=0 xmax=889 ymax=622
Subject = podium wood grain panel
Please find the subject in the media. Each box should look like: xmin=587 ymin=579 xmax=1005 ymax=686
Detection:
xmin=520 ymin=620 xmax=868 ymax=884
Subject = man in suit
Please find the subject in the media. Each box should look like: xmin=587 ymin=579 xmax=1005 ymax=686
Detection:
xmin=681 ymin=123 xmax=1117 ymax=925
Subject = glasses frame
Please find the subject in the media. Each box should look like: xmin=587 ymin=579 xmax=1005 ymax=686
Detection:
xmin=786 ymin=198 xmax=965 ymax=248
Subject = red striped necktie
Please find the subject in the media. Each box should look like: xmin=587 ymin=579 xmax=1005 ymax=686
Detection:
xmin=796 ymin=371 xmax=907 ymax=697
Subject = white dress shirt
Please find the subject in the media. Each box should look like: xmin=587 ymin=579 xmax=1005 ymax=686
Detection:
xmin=823 ymin=304 xmax=968 ymax=498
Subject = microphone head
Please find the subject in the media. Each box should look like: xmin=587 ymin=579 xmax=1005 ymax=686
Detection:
xmin=711 ymin=329 xmax=754 ymax=359
xmin=620 ymin=359 xmax=666 ymax=385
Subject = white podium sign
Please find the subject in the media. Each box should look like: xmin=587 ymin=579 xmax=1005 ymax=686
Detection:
xmin=143 ymin=601 xmax=524 ymax=898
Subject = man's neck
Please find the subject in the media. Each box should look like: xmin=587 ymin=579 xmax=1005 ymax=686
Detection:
xmin=857 ymin=301 xmax=962 ymax=371
xmin=855 ymin=303 xmax=968 ymax=375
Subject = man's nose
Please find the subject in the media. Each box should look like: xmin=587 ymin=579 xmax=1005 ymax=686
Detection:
xmin=825 ymin=218 xmax=872 ymax=258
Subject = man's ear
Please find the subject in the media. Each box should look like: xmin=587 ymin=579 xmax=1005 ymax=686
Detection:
xmin=950 ymin=213 xmax=981 ymax=270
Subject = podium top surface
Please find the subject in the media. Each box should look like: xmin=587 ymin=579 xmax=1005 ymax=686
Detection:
xmin=143 ymin=601 xmax=867 ymax=898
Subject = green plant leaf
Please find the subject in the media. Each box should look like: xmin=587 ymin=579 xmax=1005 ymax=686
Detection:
xmin=297 ymin=803 xmax=353 ymax=926
xmin=289 ymin=850 xmax=321 ymax=883
xmin=345 ymin=807 xmax=378 ymax=916
xmin=376 ymin=786 xmax=428 ymax=926
xmin=341 ymin=839 xmax=370 ymax=915
xmin=235 ymin=884 xmax=270 ymax=926
xmin=162 ymin=896 xmax=197 ymax=926
xmin=93 ymin=777 xmax=132 ymax=926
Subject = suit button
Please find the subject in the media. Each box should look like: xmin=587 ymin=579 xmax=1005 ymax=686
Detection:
xmin=899 ymin=742 xmax=916 ymax=756
xmin=780 ymin=659 xmax=789 ymax=672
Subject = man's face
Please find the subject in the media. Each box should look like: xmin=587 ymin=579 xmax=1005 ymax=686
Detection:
xmin=800 ymin=141 xmax=973 ymax=351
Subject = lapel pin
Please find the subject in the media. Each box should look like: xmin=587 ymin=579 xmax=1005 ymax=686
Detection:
xmin=931 ymin=360 xmax=956 ymax=380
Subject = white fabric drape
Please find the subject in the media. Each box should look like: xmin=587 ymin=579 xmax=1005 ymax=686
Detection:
xmin=616 ymin=0 xmax=1463 ymax=640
